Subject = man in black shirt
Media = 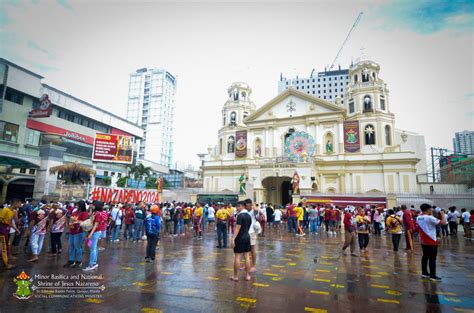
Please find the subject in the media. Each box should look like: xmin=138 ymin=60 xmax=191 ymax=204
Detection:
xmin=230 ymin=201 xmax=252 ymax=281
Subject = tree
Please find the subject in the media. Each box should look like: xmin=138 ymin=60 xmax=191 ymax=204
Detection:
xmin=127 ymin=163 xmax=152 ymax=189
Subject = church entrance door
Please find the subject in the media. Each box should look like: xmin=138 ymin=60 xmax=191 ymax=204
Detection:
xmin=262 ymin=176 xmax=292 ymax=206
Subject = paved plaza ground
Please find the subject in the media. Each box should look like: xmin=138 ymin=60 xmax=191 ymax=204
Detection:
xmin=1 ymin=228 xmax=474 ymax=313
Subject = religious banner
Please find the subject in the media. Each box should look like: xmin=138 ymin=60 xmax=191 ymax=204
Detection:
xmin=235 ymin=130 xmax=247 ymax=158
xmin=344 ymin=120 xmax=360 ymax=153
xmin=90 ymin=186 xmax=160 ymax=203
xmin=92 ymin=133 xmax=134 ymax=164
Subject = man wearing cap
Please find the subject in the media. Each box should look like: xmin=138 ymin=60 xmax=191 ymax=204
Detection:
xmin=145 ymin=205 xmax=161 ymax=262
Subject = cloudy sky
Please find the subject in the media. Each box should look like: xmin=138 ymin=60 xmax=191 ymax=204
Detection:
xmin=1 ymin=0 xmax=473 ymax=169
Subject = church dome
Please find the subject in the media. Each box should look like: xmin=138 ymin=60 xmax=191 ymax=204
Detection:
xmin=227 ymin=82 xmax=252 ymax=94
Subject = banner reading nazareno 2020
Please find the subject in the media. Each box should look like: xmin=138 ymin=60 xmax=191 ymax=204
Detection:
xmin=92 ymin=133 xmax=134 ymax=164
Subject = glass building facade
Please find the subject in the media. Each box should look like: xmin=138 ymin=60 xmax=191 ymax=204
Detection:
xmin=127 ymin=68 xmax=176 ymax=168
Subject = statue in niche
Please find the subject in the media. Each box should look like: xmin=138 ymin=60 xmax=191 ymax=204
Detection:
xmin=239 ymin=174 xmax=247 ymax=195
xmin=326 ymin=140 xmax=333 ymax=154
xmin=255 ymin=144 xmax=261 ymax=158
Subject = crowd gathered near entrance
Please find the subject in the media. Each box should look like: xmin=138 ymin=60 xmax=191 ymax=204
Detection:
xmin=1 ymin=197 xmax=473 ymax=282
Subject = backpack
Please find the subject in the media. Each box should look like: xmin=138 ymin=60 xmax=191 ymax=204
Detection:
xmin=145 ymin=216 xmax=158 ymax=235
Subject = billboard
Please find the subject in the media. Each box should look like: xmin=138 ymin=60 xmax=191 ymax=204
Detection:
xmin=344 ymin=120 xmax=361 ymax=153
xmin=235 ymin=130 xmax=247 ymax=158
xmin=92 ymin=133 xmax=134 ymax=164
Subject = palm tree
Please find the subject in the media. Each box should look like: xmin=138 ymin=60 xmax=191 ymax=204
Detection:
xmin=127 ymin=163 xmax=152 ymax=188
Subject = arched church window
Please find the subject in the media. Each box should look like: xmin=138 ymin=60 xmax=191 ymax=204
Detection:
xmin=230 ymin=112 xmax=236 ymax=125
xmin=362 ymin=68 xmax=370 ymax=82
xmin=385 ymin=125 xmax=392 ymax=146
xmin=223 ymin=114 xmax=226 ymax=126
xmin=354 ymin=74 xmax=358 ymax=84
xmin=233 ymin=90 xmax=239 ymax=101
xmin=364 ymin=124 xmax=376 ymax=145
xmin=227 ymin=136 xmax=235 ymax=153
xmin=241 ymin=91 xmax=246 ymax=100
xmin=372 ymin=72 xmax=376 ymax=80
xmin=363 ymin=95 xmax=372 ymax=112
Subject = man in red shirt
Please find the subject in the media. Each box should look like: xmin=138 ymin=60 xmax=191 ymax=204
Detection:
xmin=401 ymin=205 xmax=415 ymax=252
xmin=287 ymin=204 xmax=297 ymax=233
xmin=342 ymin=209 xmax=357 ymax=256
xmin=124 ymin=204 xmax=135 ymax=240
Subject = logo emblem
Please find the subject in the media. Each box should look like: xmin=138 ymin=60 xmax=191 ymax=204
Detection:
xmin=13 ymin=271 xmax=33 ymax=300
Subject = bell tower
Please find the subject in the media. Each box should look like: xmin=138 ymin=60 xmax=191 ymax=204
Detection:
xmin=217 ymin=82 xmax=255 ymax=158
xmin=344 ymin=59 xmax=396 ymax=151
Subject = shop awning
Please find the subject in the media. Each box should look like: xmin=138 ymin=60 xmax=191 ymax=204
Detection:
xmin=0 ymin=155 xmax=40 ymax=169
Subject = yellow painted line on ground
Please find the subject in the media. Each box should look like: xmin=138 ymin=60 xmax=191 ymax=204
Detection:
xmin=272 ymin=265 xmax=285 ymax=268
xmin=138 ymin=262 xmax=146 ymax=266
xmin=272 ymin=277 xmax=283 ymax=281
xmin=364 ymin=265 xmax=380 ymax=269
xmin=316 ymin=269 xmax=331 ymax=273
xmin=287 ymin=262 xmax=297 ymax=266
xmin=330 ymin=284 xmax=344 ymax=288
xmin=253 ymin=283 xmax=269 ymax=287
xmin=263 ymin=272 xmax=279 ymax=277
xmin=377 ymin=298 xmax=400 ymax=304
xmin=160 ymin=271 xmax=173 ymax=275
xmin=280 ymin=257 xmax=292 ymax=261
xmin=310 ymin=290 xmax=330 ymax=295
xmin=314 ymin=278 xmax=331 ymax=283
xmin=361 ymin=259 xmax=373 ymax=262
xmin=366 ymin=274 xmax=382 ymax=278
xmin=121 ymin=267 xmax=134 ymax=270
xmin=371 ymin=284 xmax=390 ymax=289
xmin=435 ymin=291 xmax=457 ymax=296
xmin=304 ymin=307 xmax=328 ymax=313
xmin=376 ymin=272 xmax=390 ymax=276
xmin=385 ymin=290 xmax=402 ymax=296
xmin=181 ymin=288 xmax=198 ymax=296
xmin=207 ymin=276 xmax=220 ymax=281
xmin=85 ymin=298 xmax=104 ymax=304
xmin=236 ymin=297 xmax=257 ymax=303
xmin=444 ymin=297 xmax=462 ymax=303
xmin=141 ymin=309 xmax=163 ymax=313
xmin=285 ymin=253 xmax=298 ymax=256
xmin=319 ymin=262 xmax=333 ymax=265
xmin=320 ymin=256 xmax=335 ymax=259
xmin=133 ymin=282 xmax=149 ymax=287
xmin=453 ymin=308 xmax=474 ymax=313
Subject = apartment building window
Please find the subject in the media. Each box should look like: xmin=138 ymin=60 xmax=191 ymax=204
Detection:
xmin=20 ymin=168 xmax=26 ymax=173
xmin=5 ymin=87 xmax=24 ymax=105
xmin=26 ymin=129 xmax=41 ymax=146
xmin=29 ymin=169 xmax=36 ymax=175
xmin=0 ymin=121 xmax=19 ymax=142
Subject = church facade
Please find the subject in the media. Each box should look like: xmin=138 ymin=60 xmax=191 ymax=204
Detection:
xmin=201 ymin=59 xmax=427 ymax=205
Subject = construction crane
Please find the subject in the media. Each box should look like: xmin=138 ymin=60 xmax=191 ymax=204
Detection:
xmin=310 ymin=12 xmax=363 ymax=77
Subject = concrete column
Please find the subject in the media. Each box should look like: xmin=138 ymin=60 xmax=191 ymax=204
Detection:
xmin=33 ymin=144 xmax=67 ymax=199
xmin=0 ymin=182 xmax=8 ymax=204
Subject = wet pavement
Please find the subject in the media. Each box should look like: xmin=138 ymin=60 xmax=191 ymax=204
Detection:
xmin=1 ymin=227 xmax=474 ymax=313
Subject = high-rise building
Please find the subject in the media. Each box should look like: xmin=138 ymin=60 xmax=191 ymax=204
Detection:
xmin=453 ymin=130 xmax=474 ymax=155
xmin=126 ymin=68 xmax=177 ymax=168
xmin=278 ymin=67 xmax=349 ymax=104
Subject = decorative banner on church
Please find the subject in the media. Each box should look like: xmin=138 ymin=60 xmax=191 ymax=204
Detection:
xmin=344 ymin=120 xmax=360 ymax=153
xmin=235 ymin=130 xmax=247 ymax=158
xmin=90 ymin=186 xmax=160 ymax=203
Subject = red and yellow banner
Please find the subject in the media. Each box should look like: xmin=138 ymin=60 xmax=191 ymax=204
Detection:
xmin=343 ymin=120 xmax=360 ymax=153
xmin=235 ymin=130 xmax=247 ymax=158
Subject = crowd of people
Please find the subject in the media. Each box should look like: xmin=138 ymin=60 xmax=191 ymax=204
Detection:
xmin=0 ymin=197 xmax=473 ymax=282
